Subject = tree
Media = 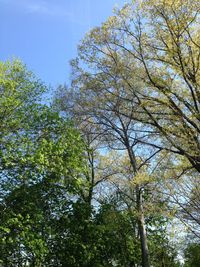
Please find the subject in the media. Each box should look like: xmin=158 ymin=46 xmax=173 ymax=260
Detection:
xmin=0 ymin=106 xmax=87 ymax=265
xmin=54 ymin=85 xmax=152 ymax=266
xmin=73 ymin=0 xmax=200 ymax=173
xmin=58 ymin=2 xmax=200 ymax=264
xmin=0 ymin=60 xmax=87 ymax=266
xmin=0 ymin=59 xmax=45 ymax=192
xmin=0 ymin=59 xmax=45 ymax=136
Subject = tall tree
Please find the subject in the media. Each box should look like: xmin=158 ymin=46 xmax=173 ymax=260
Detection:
xmin=54 ymin=69 xmax=164 ymax=267
xmin=53 ymin=1 xmax=200 ymax=265
xmin=73 ymin=0 xmax=200 ymax=173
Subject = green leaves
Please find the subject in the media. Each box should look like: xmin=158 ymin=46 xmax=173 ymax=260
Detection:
xmin=184 ymin=243 xmax=200 ymax=267
xmin=0 ymin=59 xmax=88 ymax=266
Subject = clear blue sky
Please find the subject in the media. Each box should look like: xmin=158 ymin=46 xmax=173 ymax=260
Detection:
xmin=0 ymin=0 xmax=126 ymax=87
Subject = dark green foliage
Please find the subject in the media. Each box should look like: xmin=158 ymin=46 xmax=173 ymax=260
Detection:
xmin=184 ymin=243 xmax=200 ymax=267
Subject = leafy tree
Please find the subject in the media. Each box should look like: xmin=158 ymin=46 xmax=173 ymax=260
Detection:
xmin=0 ymin=59 xmax=45 ymax=136
xmin=184 ymin=243 xmax=200 ymax=267
xmin=0 ymin=60 xmax=87 ymax=266
xmin=70 ymin=0 xmax=200 ymax=173
xmin=0 ymin=110 xmax=86 ymax=265
xmin=53 ymin=2 xmax=200 ymax=265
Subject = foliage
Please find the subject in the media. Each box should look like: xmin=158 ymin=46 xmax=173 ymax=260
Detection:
xmin=184 ymin=243 xmax=200 ymax=267
xmin=0 ymin=60 xmax=87 ymax=266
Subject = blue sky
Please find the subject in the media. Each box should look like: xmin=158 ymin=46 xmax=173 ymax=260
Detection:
xmin=0 ymin=0 xmax=126 ymax=88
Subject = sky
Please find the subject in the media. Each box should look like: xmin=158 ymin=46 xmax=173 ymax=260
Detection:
xmin=0 ymin=0 xmax=126 ymax=88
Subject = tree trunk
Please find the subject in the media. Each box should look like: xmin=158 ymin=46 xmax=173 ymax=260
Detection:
xmin=126 ymin=143 xmax=150 ymax=267
xmin=136 ymin=186 xmax=150 ymax=267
